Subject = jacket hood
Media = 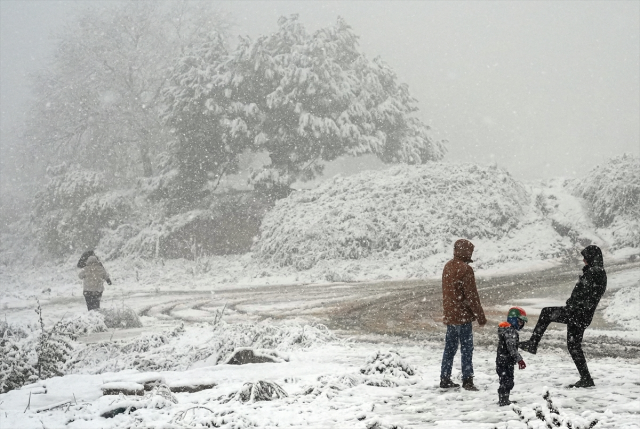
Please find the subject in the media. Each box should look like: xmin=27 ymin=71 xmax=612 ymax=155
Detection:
xmin=86 ymin=256 xmax=99 ymax=266
xmin=581 ymin=245 xmax=604 ymax=267
xmin=453 ymin=239 xmax=474 ymax=263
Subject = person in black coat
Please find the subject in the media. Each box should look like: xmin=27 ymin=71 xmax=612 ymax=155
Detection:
xmin=519 ymin=245 xmax=607 ymax=388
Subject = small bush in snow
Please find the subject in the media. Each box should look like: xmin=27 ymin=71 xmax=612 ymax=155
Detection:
xmin=99 ymin=305 xmax=143 ymax=329
xmin=172 ymin=407 xmax=255 ymax=428
xmin=56 ymin=311 xmax=108 ymax=336
xmin=225 ymin=381 xmax=288 ymax=403
xmin=0 ymin=333 xmax=36 ymax=393
xmin=360 ymin=350 xmax=415 ymax=378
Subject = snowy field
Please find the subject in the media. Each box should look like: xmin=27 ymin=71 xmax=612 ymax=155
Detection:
xmin=1 ymin=323 xmax=639 ymax=428
xmin=1 ymin=258 xmax=639 ymax=428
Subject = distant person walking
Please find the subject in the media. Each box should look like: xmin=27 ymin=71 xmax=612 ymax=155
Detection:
xmin=519 ymin=245 xmax=607 ymax=388
xmin=79 ymin=255 xmax=111 ymax=311
xmin=440 ymin=239 xmax=487 ymax=391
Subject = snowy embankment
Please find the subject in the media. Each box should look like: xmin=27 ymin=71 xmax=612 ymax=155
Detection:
xmin=1 ymin=320 xmax=640 ymax=428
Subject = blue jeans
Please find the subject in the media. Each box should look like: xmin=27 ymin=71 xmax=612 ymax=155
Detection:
xmin=440 ymin=322 xmax=474 ymax=380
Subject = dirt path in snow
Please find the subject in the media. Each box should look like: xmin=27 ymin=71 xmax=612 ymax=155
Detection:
xmin=126 ymin=260 xmax=640 ymax=359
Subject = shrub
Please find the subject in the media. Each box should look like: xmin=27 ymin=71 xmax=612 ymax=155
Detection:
xmin=254 ymin=163 xmax=528 ymax=269
xmin=0 ymin=302 xmax=75 ymax=393
xmin=360 ymin=350 xmax=415 ymax=378
xmin=100 ymin=306 xmax=143 ymax=329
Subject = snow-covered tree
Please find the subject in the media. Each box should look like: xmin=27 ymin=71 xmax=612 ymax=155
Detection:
xmin=156 ymin=33 xmax=237 ymax=204
xmin=31 ymin=163 xmax=133 ymax=257
xmin=24 ymin=0 xmax=230 ymax=184
xmin=161 ymin=15 xmax=445 ymax=201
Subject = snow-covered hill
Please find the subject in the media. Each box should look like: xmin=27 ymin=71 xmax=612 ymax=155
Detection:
xmin=249 ymin=160 xmax=638 ymax=282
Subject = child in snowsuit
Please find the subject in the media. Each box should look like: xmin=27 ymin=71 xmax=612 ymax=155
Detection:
xmin=496 ymin=307 xmax=528 ymax=406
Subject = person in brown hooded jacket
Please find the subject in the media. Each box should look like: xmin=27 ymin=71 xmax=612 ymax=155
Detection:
xmin=439 ymin=239 xmax=487 ymax=391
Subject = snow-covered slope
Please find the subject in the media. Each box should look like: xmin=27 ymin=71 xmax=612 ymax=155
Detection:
xmin=250 ymin=162 xmax=635 ymax=280
xmin=254 ymin=163 xmax=529 ymax=271
xmin=571 ymin=154 xmax=640 ymax=250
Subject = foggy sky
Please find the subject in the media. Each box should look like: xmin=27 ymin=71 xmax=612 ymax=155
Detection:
xmin=1 ymin=0 xmax=639 ymax=185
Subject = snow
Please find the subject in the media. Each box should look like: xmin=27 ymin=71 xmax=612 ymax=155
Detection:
xmin=604 ymin=276 xmax=640 ymax=332
xmin=2 ymin=334 xmax=640 ymax=428
xmin=2 ymin=159 xmax=639 ymax=427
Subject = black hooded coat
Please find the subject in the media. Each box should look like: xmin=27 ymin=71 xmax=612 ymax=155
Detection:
xmin=565 ymin=245 xmax=607 ymax=327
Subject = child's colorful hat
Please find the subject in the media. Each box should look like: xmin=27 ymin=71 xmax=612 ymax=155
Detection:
xmin=507 ymin=306 xmax=528 ymax=323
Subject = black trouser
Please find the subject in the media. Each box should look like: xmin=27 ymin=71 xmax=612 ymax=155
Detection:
xmin=496 ymin=357 xmax=515 ymax=396
xmin=83 ymin=291 xmax=103 ymax=311
xmin=530 ymin=306 xmax=590 ymax=379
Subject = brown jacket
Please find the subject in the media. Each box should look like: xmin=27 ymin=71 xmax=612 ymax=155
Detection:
xmin=79 ymin=256 xmax=110 ymax=293
xmin=442 ymin=239 xmax=486 ymax=326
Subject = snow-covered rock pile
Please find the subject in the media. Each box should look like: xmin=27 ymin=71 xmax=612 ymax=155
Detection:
xmin=254 ymin=163 xmax=529 ymax=270
xmin=571 ymin=154 xmax=640 ymax=249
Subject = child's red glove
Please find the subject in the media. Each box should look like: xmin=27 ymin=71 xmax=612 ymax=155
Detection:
xmin=518 ymin=360 xmax=526 ymax=370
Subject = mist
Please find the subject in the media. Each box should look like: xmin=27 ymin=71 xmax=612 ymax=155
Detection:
xmin=1 ymin=2 xmax=640 ymax=426
xmin=1 ymin=1 xmax=638 ymax=191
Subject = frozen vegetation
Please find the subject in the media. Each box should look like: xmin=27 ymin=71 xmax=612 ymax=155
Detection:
xmin=0 ymin=2 xmax=638 ymax=427
xmin=1 ymin=155 xmax=639 ymax=428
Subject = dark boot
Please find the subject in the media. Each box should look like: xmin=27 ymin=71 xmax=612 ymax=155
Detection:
xmin=498 ymin=393 xmax=511 ymax=406
xmin=568 ymin=377 xmax=595 ymax=388
xmin=462 ymin=377 xmax=479 ymax=391
xmin=519 ymin=339 xmax=538 ymax=355
xmin=440 ymin=378 xmax=460 ymax=389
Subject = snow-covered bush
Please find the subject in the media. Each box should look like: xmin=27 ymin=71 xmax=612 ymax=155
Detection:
xmin=254 ymin=163 xmax=529 ymax=269
xmin=225 ymin=381 xmax=288 ymax=403
xmin=510 ymin=390 xmax=599 ymax=429
xmin=57 ymin=311 xmax=109 ymax=336
xmin=0 ymin=322 xmax=35 ymax=393
xmin=0 ymin=303 xmax=75 ymax=393
xmin=571 ymin=154 xmax=640 ymax=248
xmin=172 ymin=407 xmax=255 ymax=428
xmin=360 ymin=350 xmax=415 ymax=378
xmin=99 ymin=305 xmax=143 ymax=329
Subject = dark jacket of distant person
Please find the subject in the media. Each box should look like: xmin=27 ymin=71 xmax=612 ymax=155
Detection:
xmin=442 ymin=239 xmax=487 ymax=326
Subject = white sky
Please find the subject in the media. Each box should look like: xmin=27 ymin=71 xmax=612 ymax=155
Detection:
xmin=1 ymin=0 xmax=639 ymax=182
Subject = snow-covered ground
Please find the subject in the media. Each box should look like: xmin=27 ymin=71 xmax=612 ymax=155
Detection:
xmin=1 ymin=325 xmax=639 ymax=428
xmin=2 ymin=159 xmax=639 ymax=428
xmin=1 ymin=257 xmax=639 ymax=428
